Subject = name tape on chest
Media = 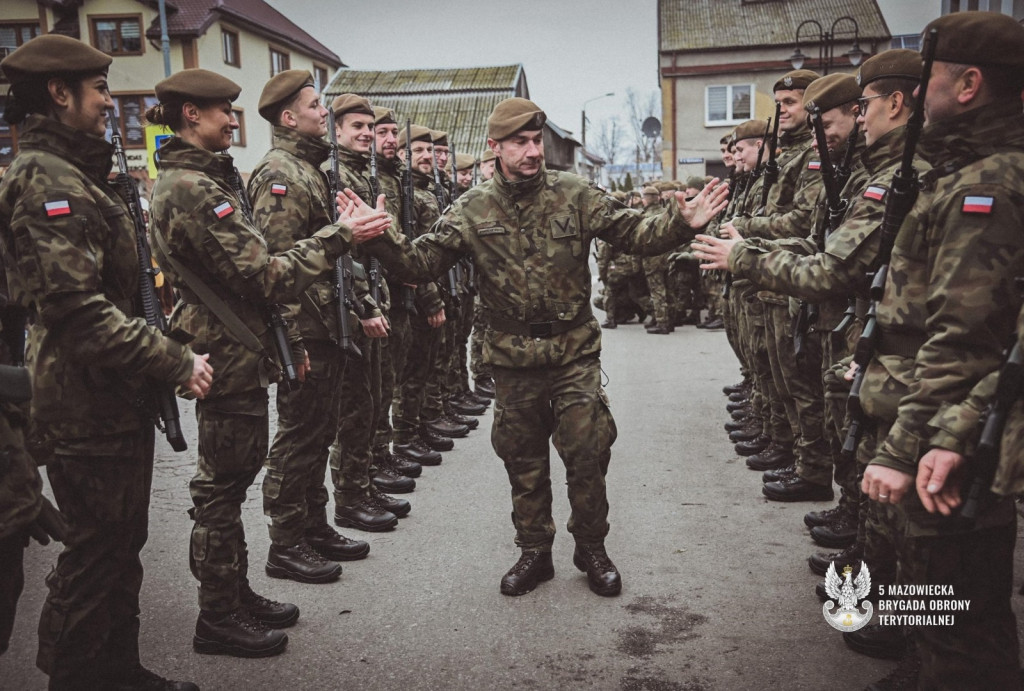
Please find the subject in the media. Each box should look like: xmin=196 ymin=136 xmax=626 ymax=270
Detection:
xmin=863 ymin=186 xmax=886 ymax=202
xmin=213 ymin=201 xmax=235 ymax=219
xmin=44 ymin=200 xmax=71 ymax=217
xmin=807 ymin=161 xmax=821 ymax=171
xmin=271 ymin=183 xmax=288 ymax=196
xmin=961 ymin=195 xmax=994 ymax=214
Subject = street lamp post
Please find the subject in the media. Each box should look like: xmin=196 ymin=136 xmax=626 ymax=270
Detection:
xmin=581 ymin=92 xmax=614 ymax=148
xmin=788 ymin=16 xmax=865 ymax=75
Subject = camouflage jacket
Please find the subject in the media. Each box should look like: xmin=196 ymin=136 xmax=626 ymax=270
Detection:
xmin=151 ymin=137 xmax=350 ymax=407
xmin=0 ymin=299 xmax=40 ymax=538
xmin=0 ymin=115 xmax=193 ymax=450
xmin=729 ymin=126 xmax=906 ymax=330
xmin=335 ymin=146 xmax=388 ymax=317
xmin=248 ymin=126 xmax=339 ymax=344
xmin=368 ymin=164 xmax=700 ymax=368
xmin=862 ymin=103 xmax=1024 ymax=493
xmin=406 ymin=169 xmax=445 ymax=317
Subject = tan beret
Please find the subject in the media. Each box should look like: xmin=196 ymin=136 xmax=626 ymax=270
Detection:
xmin=156 ymin=68 xmax=241 ymax=103
xmin=685 ymin=176 xmax=705 ymax=190
xmin=803 ymin=73 xmax=861 ymax=114
xmin=398 ymin=124 xmax=433 ymax=148
xmin=331 ymin=93 xmax=373 ymax=118
xmin=774 ymin=69 xmax=821 ymax=92
xmin=258 ymin=70 xmax=313 ymax=122
xmin=431 ymin=130 xmax=449 ymax=146
xmin=925 ymin=11 xmax=1024 ymax=68
xmin=642 ymin=186 xmax=659 ymax=197
xmin=1 ymin=35 xmax=111 ymax=84
xmin=487 ymin=97 xmax=546 ymax=140
xmin=733 ymin=119 xmax=768 ymax=142
xmin=480 ymin=148 xmax=496 ymax=163
xmin=856 ymin=49 xmax=923 ymax=88
xmin=373 ymin=106 xmax=397 ymax=125
xmin=455 ymin=153 xmax=476 ymax=171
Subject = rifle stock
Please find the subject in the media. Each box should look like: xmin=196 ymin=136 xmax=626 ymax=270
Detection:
xmin=398 ymin=120 xmax=418 ymax=314
xmin=760 ymin=101 xmax=782 ymax=208
xmin=327 ymin=108 xmax=364 ymax=358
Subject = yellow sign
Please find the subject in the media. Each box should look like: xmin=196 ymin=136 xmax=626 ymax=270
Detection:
xmin=145 ymin=125 xmax=173 ymax=179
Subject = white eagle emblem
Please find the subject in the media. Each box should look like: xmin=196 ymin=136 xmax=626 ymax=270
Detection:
xmin=822 ymin=561 xmax=873 ymax=632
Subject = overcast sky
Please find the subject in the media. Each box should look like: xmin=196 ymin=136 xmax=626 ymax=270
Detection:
xmin=266 ymin=0 xmax=941 ymax=147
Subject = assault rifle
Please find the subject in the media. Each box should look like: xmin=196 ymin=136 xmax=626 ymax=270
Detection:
xmin=760 ymin=101 xmax=782 ymax=208
xmin=327 ymin=108 xmax=364 ymax=358
xmin=431 ymin=141 xmax=461 ymax=317
xmin=110 ymin=116 xmax=187 ymax=451
xmin=397 ymin=121 xmax=418 ymax=314
xmin=229 ymin=167 xmax=300 ymax=390
xmin=741 ymin=118 xmax=772 ymax=210
xmin=842 ymin=28 xmax=938 ymax=460
xmin=367 ymin=127 xmax=383 ymax=308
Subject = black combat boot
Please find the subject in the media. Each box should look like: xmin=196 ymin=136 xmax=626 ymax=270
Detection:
xmin=474 ymin=376 xmax=496 ymax=398
xmin=265 ymin=541 xmax=341 ymax=584
xmin=372 ymin=457 xmax=416 ymax=494
xmin=423 ymin=416 xmax=470 ymax=438
xmin=239 ymin=582 xmax=299 ymax=628
xmin=334 ymin=498 xmax=398 ymax=532
xmin=193 ymin=609 xmax=288 ymax=658
xmin=745 ymin=441 xmax=793 ymax=470
xmin=369 ymin=485 xmax=410 ymax=518
xmin=419 ymin=426 xmax=455 ymax=451
xmin=762 ymin=476 xmax=834 ymax=502
xmin=499 ymin=551 xmax=555 ymax=596
xmin=808 ymin=543 xmax=863 ymax=577
xmin=450 ymin=394 xmax=487 ymax=416
xmin=106 ymin=666 xmax=200 ymax=691
xmin=394 ymin=439 xmax=442 ymax=465
xmin=722 ymin=381 xmax=747 ymax=395
xmin=804 ymin=503 xmax=847 ymax=528
xmin=734 ymin=433 xmax=771 ymax=456
xmin=573 ymin=544 xmax=622 ymax=596
xmin=810 ymin=510 xmax=858 ymax=548
xmin=304 ymin=522 xmax=370 ymax=561
xmin=387 ymin=451 xmax=422 ymax=477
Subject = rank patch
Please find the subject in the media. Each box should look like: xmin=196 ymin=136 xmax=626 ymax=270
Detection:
xmin=863 ymin=186 xmax=886 ymax=201
xmin=808 ymin=161 xmax=821 ymax=171
xmin=961 ymin=196 xmax=994 ymax=214
xmin=213 ymin=201 xmax=234 ymax=218
xmin=271 ymin=183 xmax=287 ymax=196
xmin=44 ymin=200 xmax=71 ymax=217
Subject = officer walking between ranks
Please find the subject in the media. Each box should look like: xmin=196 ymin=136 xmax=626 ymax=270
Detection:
xmin=357 ymin=97 xmax=729 ymax=597
xmin=249 ymin=70 xmax=371 ymax=584
xmin=147 ymin=69 xmax=388 ymax=658
xmin=0 ymin=36 xmax=212 ymax=690
xmin=855 ymin=12 xmax=1024 ymax=689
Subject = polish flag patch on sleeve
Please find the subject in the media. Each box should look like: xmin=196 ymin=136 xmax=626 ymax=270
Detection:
xmin=44 ymin=200 xmax=71 ymax=217
xmin=863 ymin=186 xmax=886 ymax=201
xmin=271 ymin=183 xmax=287 ymax=196
xmin=808 ymin=160 xmax=821 ymax=171
xmin=962 ymin=195 xmax=994 ymax=214
xmin=213 ymin=201 xmax=234 ymax=218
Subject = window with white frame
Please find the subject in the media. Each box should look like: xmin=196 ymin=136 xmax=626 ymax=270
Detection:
xmin=705 ymin=84 xmax=753 ymax=126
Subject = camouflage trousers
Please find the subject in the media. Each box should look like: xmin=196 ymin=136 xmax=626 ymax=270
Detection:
xmin=373 ymin=307 xmax=411 ymax=454
xmin=744 ymin=291 xmax=786 ymax=441
xmin=642 ymin=255 xmax=672 ymax=326
xmin=469 ymin=296 xmax=492 ymax=383
xmin=821 ymin=324 xmax=860 ymax=510
xmin=445 ymin=295 xmax=474 ymax=397
xmin=702 ymin=271 xmax=725 ymax=321
xmin=393 ymin=320 xmax=442 ymax=444
xmin=263 ymin=341 xmax=344 ymax=546
xmin=854 ymin=421 xmax=898 ymax=589
xmin=191 ymin=397 xmax=268 ymax=613
xmin=492 ymin=354 xmax=617 ymax=551
xmin=37 ymin=430 xmax=153 ymax=686
xmin=422 ymin=313 xmax=450 ymax=421
xmin=603 ymin=272 xmax=651 ymax=324
xmin=330 ymin=329 xmax=381 ymax=505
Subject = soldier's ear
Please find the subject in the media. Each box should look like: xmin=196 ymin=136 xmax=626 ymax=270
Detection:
xmin=46 ymin=77 xmax=72 ymax=110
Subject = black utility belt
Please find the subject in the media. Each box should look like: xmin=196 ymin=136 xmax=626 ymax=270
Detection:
xmin=486 ymin=308 xmax=592 ymax=338
xmin=876 ymin=329 xmax=926 ymax=359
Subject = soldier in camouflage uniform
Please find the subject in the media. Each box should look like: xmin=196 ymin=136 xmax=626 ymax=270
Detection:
xmin=248 ymin=71 xmax=371 ymax=584
xmin=470 ymin=148 xmax=498 ymax=397
xmin=640 ymin=185 xmax=675 ymax=335
xmin=359 ymin=98 xmax=728 ymax=597
xmin=326 ymin=93 xmax=410 ymax=532
xmin=858 ymin=13 xmax=1024 ymax=688
xmin=148 ymin=70 xmax=387 ymax=658
xmin=0 ymin=37 xmax=212 ymax=689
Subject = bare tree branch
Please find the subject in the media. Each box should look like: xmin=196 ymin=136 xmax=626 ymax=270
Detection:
xmin=593 ymin=117 xmax=624 ymax=166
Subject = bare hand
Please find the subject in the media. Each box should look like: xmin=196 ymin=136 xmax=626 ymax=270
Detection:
xmin=692 ymin=233 xmax=739 ymax=271
xmin=844 ymin=361 xmax=860 ymax=382
xmin=295 ymin=350 xmax=311 ymax=383
xmin=862 ymin=464 xmax=914 ymax=505
xmin=187 ymin=352 xmax=213 ymax=399
xmin=675 ymin=179 xmax=730 ymax=229
xmin=360 ymin=315 xmax=389 ymax=339
xmin=719 ymin=221 xmax=743 ymax=240
xmin=338 ymin=190 xmax=391 ymax=244
xmin=916 ymin=448 xmax=966 ymax=515
xmin=427 ymin=309 xmax=446 ymax=328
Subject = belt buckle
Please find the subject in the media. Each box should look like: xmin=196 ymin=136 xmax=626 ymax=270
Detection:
xmin=529 ymin=322 xmax=553 ymax=338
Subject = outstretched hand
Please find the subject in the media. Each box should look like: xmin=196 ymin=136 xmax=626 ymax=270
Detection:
xmin=337 ymin=190 xmax=391 ymax=244
xmin=675 ymin=178 xmax=729 ymax=229
xmin=692 ymin=234 xmax=739 ymax=271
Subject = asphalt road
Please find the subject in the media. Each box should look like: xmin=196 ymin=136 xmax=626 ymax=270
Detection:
xmin=3 ymin=314 xmax=1023 ymax=690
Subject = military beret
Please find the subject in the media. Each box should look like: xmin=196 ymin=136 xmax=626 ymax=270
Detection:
xmin=487 ymin=97 xmax=546 ymax=140
xmin=398 ymin=124 xmax=433 ymax=148
xmin=330 ymin=93 xmax=373 ymax=118
xmin=373 ymin=106 xmax=397 ymax=125
xmin=733 ymin=119 xmax=768 ymax=142
xmin=479 ymin=148 xmax=496 ymax=163
xmin=612 ymin=191 xmax=627 ymax=202
xmin=0 ymin=34 xmax=112 ymax=85
xmin=924 ymin=11 xmax=1024 ymax=68
xmin=803 ymin=73 xmax=860 ymax=114
xmin=642 ymin=186 xmax=660 ymax=197
xmin=856 ymin=49 xmax=923 ymax=88
xmin=654 ymin=181 xmax=677 ymax=193
xmin=685 ymin=176 xmax=705 ymax=190
xmin=774 ymin=69 xmax=821 ymax=92
xmin=455 ymin=153 xmax=476 ymax=171
xmin=258 ymin=70 xmax=314 ymax=122
xmin=155 ymin=69 xmax=241 ymax=103
xmin=431 ymin=130 xmax=449 ymax=146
